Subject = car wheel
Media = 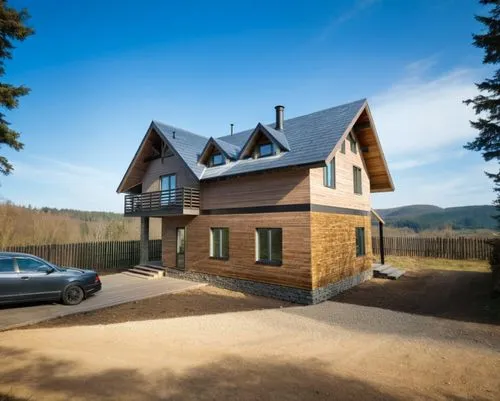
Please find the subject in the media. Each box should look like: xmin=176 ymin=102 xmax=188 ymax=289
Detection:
xmin=62 ymin=285 xmax=84 ymax=305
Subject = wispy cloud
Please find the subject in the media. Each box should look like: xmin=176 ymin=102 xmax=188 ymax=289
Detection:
xmin=317 ymin=0 xmax=381 ymax=41
xmin=372 ymin=64 xmax=479 ymax=158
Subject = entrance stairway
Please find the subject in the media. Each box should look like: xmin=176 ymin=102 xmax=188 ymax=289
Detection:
xmin=122 ymin=262 xmax=167 ymax=280
xmin=372 ymin=263 xmax=405 ymax=280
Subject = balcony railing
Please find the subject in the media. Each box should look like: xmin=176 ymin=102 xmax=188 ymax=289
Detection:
xmin=124 ymin=187 xmax=200 ymax=216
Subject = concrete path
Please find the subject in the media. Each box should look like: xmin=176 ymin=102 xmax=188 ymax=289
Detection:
xmin=0 ymin=273 xmax=205 ymax=331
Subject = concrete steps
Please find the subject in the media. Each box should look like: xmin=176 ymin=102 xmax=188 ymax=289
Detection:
xmin=122 ymin=263 xmax=167 ymax=280
xmin=373 ymin=263 xmax=406 ymax=280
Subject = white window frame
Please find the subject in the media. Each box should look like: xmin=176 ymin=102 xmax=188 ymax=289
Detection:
xmin=210 ymin=227 xmax=229 ymax=259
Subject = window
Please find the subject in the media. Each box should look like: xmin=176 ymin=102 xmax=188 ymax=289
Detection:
xmin=256 ymin=228 xmax=282 ymax=265
xmin=160 ymin=174 xmax=176 ymax=205
xmin=355 ymin=227 xmax=366 ymax=257
xmin=258 ymin=143 xmax=274 ymax=158
xmin=348 ymin=133 xmax=357 ymax=153
xmin=209 ymin=153 xmax=225 ymax=167
xmin=210 ymin=228 xmax=229 ymax=259
xmin=16 ymin=257 xmax=48 ymax=273
xmin=341 ymin=140 xmax=346 ymax=154
xmin=0 ymin=257 xmax=14 ymax=273
xmin=323 ymin=158 xmax=335 ymax=188
xmin=353 ymin=166 xmax=362 ymax=194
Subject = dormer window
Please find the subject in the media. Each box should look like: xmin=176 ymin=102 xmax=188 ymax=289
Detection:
xmin=257 ymin=143 xmax=275 ymax=158
xmin=209 ymin=153 xmax=225 ymax=167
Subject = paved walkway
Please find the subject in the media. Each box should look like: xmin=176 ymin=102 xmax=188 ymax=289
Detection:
xmin=0 ymin=274 xmax=205 ymax=331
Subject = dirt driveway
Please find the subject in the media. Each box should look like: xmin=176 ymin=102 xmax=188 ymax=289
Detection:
xmin=1 ymin=298 xmax=499 ymax=401
xmin=334 ymin=268 xmax=500 ymax=324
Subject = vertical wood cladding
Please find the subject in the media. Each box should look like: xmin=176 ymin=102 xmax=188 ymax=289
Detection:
xmin=310 ymin=134 xmax=371 ymax=211
xmin=143 ymin=155 xmax=199 ymax=193
xmin=200 ymin=168 xmax=310 ymax=210
xmin=162 ymin=212 xmax=312 ymax=289
xmin=311 ymin=212 xmax=372 ymax=289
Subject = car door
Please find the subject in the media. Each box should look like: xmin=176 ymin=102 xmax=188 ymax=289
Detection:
xmin=15 ymin=257 xmax=62 ymax=301
xmin=0 ymin=256 xmax=20 ymax=303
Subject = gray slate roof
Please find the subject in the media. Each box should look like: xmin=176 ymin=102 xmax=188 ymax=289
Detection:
xmin=153 ymin=99 xmax=366 ymax=181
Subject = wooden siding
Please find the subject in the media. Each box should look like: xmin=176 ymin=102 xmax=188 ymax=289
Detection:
xmin=353 ymin=108 xmax=394 ymax=192
xmin=161 ymin=213 xmax=312 ymax=289
xmin=201 ymin=168 xmax=310 ymax=210
xmin=143 ymin=154 xmax=199 ymax=193
xmin=310 ymin=140 xmax=371 ymax=211
xmin=311 ymin=212 xmax=372 ymax=289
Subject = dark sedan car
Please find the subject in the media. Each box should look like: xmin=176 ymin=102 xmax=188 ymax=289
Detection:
xmin=0 ymin=252 xmax=101 ymax=306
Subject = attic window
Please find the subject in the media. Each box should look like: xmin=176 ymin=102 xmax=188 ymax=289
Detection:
xmin=348 ymin=133 xmax=357 ymax=154
xmin=258 ymin=143 xmax=274 ymax=158
xmin=209 ymin=153 xmax=225 ymax=167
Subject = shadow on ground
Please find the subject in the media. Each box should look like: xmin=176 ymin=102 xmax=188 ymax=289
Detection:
xmin=0 ymin=346 xmax=489 ymax=401
xmin=23 ymin=287 xmax=293 ymax=330
xmin=333 ymin=269 xmax=500 ymax=325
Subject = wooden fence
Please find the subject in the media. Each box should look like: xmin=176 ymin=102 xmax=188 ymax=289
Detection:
xmin=372 ymin=236 xmax=493 ymax=260
xmin=1 ymin=239 xmax=162 ymax=272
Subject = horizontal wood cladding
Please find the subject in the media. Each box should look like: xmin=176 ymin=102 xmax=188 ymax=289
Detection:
xmin=310 ymin=139 xmax=371 ymax=211
xmin=143 ymin=153 xmax=199 ymax=193
xmin=200 ymin=168 xmax=310 ymax=210
xmin=353 ymin=109 xmax=393 ymax=192
xmin=162 ymin=212 xmax=312 ymax=289
xmin=311 ymin=212 xmax=372 ymax=289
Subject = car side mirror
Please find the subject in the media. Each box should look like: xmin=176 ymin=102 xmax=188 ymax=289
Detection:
xmin=46 ymin=266 xmax=55 ymax=274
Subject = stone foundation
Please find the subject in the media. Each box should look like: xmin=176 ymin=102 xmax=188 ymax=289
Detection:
xmin=165 ymin=268 xmax=372 ymax=304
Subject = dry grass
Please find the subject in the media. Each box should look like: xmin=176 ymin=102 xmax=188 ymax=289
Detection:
xmin=0 ymin=203 xmax=161 ymax=247
xmin=385 ymin=255 xmax=490 ymax=272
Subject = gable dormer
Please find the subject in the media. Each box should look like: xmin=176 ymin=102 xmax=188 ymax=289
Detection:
xmin=198 ymin=137 xmax=241 ymax=167
xmin=238 ymin=123 xmax=291 ymax=160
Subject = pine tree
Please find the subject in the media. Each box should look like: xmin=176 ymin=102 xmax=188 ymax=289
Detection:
xmin=0 ymin=0 xmax=34 ymax=175
xmin=464 ymin=0 xmax=500 ymax=222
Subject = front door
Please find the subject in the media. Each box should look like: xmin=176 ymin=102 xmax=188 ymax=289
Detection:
xmin=176 ymin=227 xmax=185 ymax=270
xmin=160 ymin=174 xmax=176 ymax=206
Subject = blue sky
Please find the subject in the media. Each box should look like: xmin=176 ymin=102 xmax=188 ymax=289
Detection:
xmin=0 ymin=0 xmax=495 ymax=211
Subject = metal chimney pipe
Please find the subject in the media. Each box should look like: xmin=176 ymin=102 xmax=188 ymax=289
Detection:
xmin=275 ymin=105 xmax=284 ymax=130
xmin=230 ymin=123 xmax=234 ymax=136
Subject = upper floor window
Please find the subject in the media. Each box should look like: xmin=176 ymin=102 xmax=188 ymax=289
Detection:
xmin=323 ymin=158 xmax=335 ymax=188
xmin=257 ymin=143 xmax=275 ymax=158
xmin=341 ymin=141 xmax=346 ymax=154
xmin=348 ymin=133 xmax=357 ymax=154
xmin=209 ymin=153 xmax=225 ymax=167
xmin=353 ymin=166 xmax=362 ymax=194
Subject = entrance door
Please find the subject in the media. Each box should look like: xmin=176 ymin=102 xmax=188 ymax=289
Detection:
xmin=176 ymin=227 xmax=185 ymax=270
xmin=160 ymin=174 xmax=176 ymax=205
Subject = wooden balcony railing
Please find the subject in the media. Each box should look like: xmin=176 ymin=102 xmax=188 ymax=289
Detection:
xmin=124 ymin=187 xmax=200 ymax=216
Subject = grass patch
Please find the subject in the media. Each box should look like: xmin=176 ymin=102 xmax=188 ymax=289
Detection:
xmin=385 ymin=256 xmax=490 ymax=272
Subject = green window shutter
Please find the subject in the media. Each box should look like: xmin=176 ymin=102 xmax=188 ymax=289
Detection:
xmin=355 ymin=227 xmax=365 ymax=256
xmin=270 ymin=229 xmax=282 ymax=262
xmin=221 ymin=228 xmax=229 ymax=258
xmin=332 ymin=158 xmax=336 ymax=188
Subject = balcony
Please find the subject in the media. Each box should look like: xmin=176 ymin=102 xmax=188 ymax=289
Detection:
xmin=124 ymin=187 xmax=200 ymax=217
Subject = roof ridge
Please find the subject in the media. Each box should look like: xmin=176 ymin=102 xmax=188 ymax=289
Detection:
xmin=152 ymin=120 xmax=207 ymax=141
xmin=218 ymin=98 xmax=367 ymax=140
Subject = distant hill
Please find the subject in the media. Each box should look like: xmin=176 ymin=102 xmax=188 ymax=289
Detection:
xmin=375 ymin=204 xmax=498 ymax=231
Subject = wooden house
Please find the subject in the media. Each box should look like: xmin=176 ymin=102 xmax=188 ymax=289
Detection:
xmin=117 ymin=99 xmax=394 ymax=303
